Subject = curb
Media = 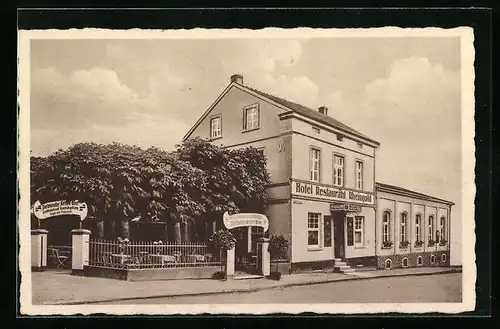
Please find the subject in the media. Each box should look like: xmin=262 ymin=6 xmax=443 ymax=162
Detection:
xmin=56 ymin=268 xmax=461 ymax=305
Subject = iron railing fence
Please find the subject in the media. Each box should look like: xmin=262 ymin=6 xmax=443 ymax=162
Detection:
xmin=88 ymin=239 xmax=222 ymax=269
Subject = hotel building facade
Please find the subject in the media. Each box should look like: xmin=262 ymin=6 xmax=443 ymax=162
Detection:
xmin=184 ymin=74 xmax=453 ymax=272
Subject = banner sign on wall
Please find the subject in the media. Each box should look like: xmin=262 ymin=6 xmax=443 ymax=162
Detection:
xmin=291 ymin=179 xmax=374 ymax=206
xmin=223 ymin=212 xmax=269 ymax=232
xmin=32 ymin=200 xmax=88 ymax=221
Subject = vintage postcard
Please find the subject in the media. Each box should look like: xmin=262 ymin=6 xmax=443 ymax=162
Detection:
xmin=18 ymin=27 xmax=476 ymax=315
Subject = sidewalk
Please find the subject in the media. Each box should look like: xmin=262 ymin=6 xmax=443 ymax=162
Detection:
xmin=31 ymin=267 xmax=461 ymax=305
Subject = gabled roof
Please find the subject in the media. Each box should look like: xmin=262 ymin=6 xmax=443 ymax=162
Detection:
xmin=376 ymin=182 xmax=455 ymax=206
xmin=244 ymin=85 xmax=378 ymax=145
xmin=183 ymin=80 xmax=379 ymax=146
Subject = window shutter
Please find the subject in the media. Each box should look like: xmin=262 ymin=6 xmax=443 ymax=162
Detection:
xmin=347 ymin=217 xmax=354 ymax=246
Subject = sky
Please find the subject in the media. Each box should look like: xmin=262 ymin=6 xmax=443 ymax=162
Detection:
xmin=29 ymin=36 xmax=462 ymax=264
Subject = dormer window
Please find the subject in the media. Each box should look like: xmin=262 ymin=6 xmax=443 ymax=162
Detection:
xmin=337 ymin=134 xmax=344 ymax=142
xmin=210 ymin=116 xmax=222 ymax=138
xmin=243 ymin=104 xmax=260 ymax=131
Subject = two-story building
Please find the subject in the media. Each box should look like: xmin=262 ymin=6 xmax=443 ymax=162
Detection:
xmin=183 ymin=74 xmax=453 ymax=272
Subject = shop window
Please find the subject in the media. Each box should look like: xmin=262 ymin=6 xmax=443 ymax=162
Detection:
xmin=309 ymin=148 xmax=321 ymax=182
xmin=382 ymin=210 xmax=391 ymax=244
xmin=417 ymin=256 xmax=423 ymax=266
xmin=333 ymin=154 xmax=344 ymax=187
xmin=402 ymin=258 xmax=409 ymax=268
xmin=430 ymin=254 xmax=436 ymax=264
xmin=307 ymin=213 xmax=320 ymax=248
xmin=385 ymin=259 xmax=392 ymax=269
xmin=354 ymin=216 xmax=364 ymax=246
xmin=210 ymin=116 xmax=222 ymax=138
xmin=243 ymin=104 xmax=260 ymax=130
xmin=323 ymin=215 xmax=332 ymax=247
xmin=355 ymin=161 xmax=364 ymax=190
xmin=441 ymin=254 xmax=447 ymax=262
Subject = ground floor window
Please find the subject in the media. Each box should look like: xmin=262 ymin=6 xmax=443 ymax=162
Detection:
xmin=430 ymin=254 xmax=436 ymax=264
xmin=323 ymin=215 xmax=332 ymax=247
xmin=308 ymin=213 xmax=321 ymax=248
xmin=402 ymin=258 xmax=409 ymax=267
xmin=385 ymin=259 xmax=392 ymax=269
xmin=354 ymin=216 xmax=364 ymax=246
xmin=441 ymin=254 xmax=447 ymax=262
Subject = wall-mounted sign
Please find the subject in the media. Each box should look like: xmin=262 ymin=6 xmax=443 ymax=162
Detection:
xmin=223 ymin=212 xmax=269 ymax=232
xmin=330 ymin=203 xmax=362 ymax=213
xmin=291 ymin=179 xmax=374 ymax=206
xmin=32 ymin=200 xmax=88 ymax=221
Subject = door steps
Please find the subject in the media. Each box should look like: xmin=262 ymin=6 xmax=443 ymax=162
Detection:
xmin=333 ymin=258 xmax=356 ymax=274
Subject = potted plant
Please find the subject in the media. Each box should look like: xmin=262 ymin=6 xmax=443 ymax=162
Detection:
xmin=428 ymin=239 xmax=435 ymax=247
xmin=208 ymin=229 xmax=236 ymax=281
xmin=399 ymin=240 xmax=409 ymax=249
xmin=268 ymin=235 xmax=289 ymax=280
xmin=382 ymin=241 xmax=393 ymax=248
xmin=414 ymin=240 xmax=424 ymax=248
xmin=439 ymin=239 xmax=448 ymax=246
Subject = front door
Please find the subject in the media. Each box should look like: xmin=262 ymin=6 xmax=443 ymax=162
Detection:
xmin=333 ymin=213 xmax=345 ymax=259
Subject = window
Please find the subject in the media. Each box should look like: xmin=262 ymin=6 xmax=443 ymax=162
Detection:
xmin=441 ymin=254 xmax=447 ymax=262
xmin=417 ymin=256 xmax=423 ymax=266
xmin=323 ymin=216 xmax=332 ymax=247
xmin=440 ymin=217 xmax=446 ymax=241
xmin=307 ymin=213 xmax=320 ymax=248
xmin=402 ymin=258 xmax=409 ymax=268
xmin=210 ymin=116 xmax=222 ymax=138
xmin=415 ymin=214 xmax=422 ymax=242
xmin=310 ymin=148 xmax=321 ymax=182
xmin=257 ymin=147 xmax=265 ymax=157
xmin=354 ymin=216 xmax=364 ymax=246
xmin=385 ymin=259 xmax=392 ymax=269
xmin=430 ymin=254 xmax=436 ymax=264
xmin=400 ymin=212 xmax=408 ymax=242
xmin=428 ymin=215 xmax=435 ymax=242
xmin=244 ymin=105 xmax=260 ymax=130
xmin=355 ymin=161 xmax=364 ymax=190
xmin=333 ymin=155 xmax=344 ymax=187
xmin=312 ymin=126 xmax=320 ymax=134
xmin=383 ymin=211 xmax=391 ymax=243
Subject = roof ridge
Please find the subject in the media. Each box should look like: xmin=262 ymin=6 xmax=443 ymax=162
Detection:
xmin=375 ymin=182 xmax=454 ymax=205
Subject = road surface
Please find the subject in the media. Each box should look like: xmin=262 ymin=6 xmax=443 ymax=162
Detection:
xmin=98 ymin=272 xmax=462 ymax=304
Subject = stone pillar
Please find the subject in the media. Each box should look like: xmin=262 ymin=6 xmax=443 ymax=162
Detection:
xmin=247 ymin=226 xmax=252 ymax=253
xmin=31 ymin=229 xmax=48 ymax=271
xmin=226 ymin=247 xmax=235 ymax=279
xmin=71 ymin=229 xmax=91 ymax=275
xmin=257 ymin=237 xmax=271 ymax=276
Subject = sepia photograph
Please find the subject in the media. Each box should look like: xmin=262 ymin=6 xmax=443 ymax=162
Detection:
xmin=18 ymin=27 xmax=476 ymax=315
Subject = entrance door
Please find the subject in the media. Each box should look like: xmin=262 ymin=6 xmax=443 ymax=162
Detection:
xmin=333 ymin=214 xmax=345 ymax=259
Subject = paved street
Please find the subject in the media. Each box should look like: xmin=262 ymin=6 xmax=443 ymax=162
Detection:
xmin=97 ymin=272 xmax=462 ymax=304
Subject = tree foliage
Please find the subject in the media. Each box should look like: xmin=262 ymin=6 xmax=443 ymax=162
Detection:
xmin=30 ymin=138 xmax=271 ymax=240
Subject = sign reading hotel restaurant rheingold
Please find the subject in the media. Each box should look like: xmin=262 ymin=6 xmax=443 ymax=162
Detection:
xmin=291 ymin=180 xmax=374 ymax=205
xmin=32 ymin=200 xmax=88 ymax=221
xmin=223 ymin=212 xmax=269 ymax=232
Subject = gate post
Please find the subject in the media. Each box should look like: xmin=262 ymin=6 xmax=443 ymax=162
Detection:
xmin=31 ymin=229 xmax=48 ymax=271
xmin=257 ymin=237 xmax=270 ymax=276
xmin=226 ymin=247 xmax=235 ymax=279
xmin=71 ymin=229 xmax=91 ymax=275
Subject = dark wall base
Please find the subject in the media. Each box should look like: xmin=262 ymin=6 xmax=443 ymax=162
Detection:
xmin=376 ymin=251 xmax=450 ymax=270
xmin=346 ymin=256 xmax=378 ymax=269
xmin=83 ymin=266 xmax=220 ymax=281
xmin=271 ymin=261 xmax=291 ymax=275
xmin=31 ymin=266 xmax=47 ymax=272
xmin=290 ymin=260 xmax=334 ymax=273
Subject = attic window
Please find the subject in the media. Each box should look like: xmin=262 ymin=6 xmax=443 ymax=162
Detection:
xmin=312 ymin=126 xmax=320 ymax=134
xmin=337 ymin=134 xmax=344 ymax=141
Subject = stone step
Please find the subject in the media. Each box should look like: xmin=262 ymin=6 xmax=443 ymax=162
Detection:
xmin=334 ymin=262 xmax=347 ymax=266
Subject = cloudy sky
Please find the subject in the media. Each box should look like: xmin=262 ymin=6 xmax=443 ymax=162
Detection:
xmin=30 ymin=36 xmax=462 ymax=262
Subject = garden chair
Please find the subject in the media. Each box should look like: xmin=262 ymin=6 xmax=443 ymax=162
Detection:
xmin=48 ymin=248 xmax=69 ymax=269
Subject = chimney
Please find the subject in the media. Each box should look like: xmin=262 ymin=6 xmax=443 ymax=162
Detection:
xmin=230 ymin=74 xmax=244 ymax=85
xmin=318 ymin=106 xmax=328 ymax=115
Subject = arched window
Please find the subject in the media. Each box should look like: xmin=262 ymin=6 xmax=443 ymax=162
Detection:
xmin=441 ymin=254 xmax=447 ymax=262
xmin=417 ymin=256 xmax=423 ymax=266
xmin=383 ymin=211 xmax=391 ymax=243
xmin=440 ymin=217 xmax=446 ymax=241
xmin=428 ymin=215 xmax=435 ymax=242
xmin=400 ymin=212 xmax=408 ymax=242
xmin=430 ymin=254 xmax=436 ymax=264
xmin=385 ymin=259 xmax=392 ymax=269
xmin=402 ymin=258 xmax=409 ymax=268
xmin=415 ymin=214 xmax=422 ymax=242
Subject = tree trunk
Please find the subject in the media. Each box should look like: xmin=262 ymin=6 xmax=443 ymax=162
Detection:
xmin=182 ymin=221 xmax=190 ymax=243
xmin=121 ymin=220 xmax=130 ymax=239
xmin=174 ymin=222 xmax=181 ymax=243
xmin=164 ymin=223 xmax=168 ymax=242
xmin=110 ymin=219 xmax=116 ymax=239
xmin=96 ymin=220 xmax=104 ymax=239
